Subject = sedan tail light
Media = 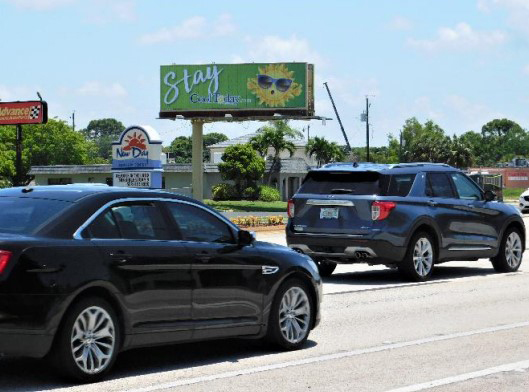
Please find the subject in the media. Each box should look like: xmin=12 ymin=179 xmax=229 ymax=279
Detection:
xmin=372 ymin=201 xmax=396 ymax=221
xmin=0 ymin=250 xmax=13 ymax=275
xmin=287 ymin=199 xmax=295 ymax=218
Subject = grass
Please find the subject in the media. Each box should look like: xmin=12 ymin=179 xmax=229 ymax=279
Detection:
xmin=204 ymin=199 xmax=287 ymax=212
xmin=503 ymin=188 xmax=526 ymax=200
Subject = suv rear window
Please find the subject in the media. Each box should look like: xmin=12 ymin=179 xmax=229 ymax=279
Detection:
xmin=0 ymin=197 xmax=72 ymax=234
xmin=299 ymin=171 xmax=416 ymax=196
xmin=300 ymin=171 xmax=384 ymax=195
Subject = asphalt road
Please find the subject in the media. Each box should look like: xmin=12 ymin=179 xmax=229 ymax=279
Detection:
xmin=2 ymin=220 xmax=529 ymax=391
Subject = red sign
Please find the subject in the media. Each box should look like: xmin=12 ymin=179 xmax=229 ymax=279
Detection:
xmin=0 ymin=101 xmax=48 ymax=125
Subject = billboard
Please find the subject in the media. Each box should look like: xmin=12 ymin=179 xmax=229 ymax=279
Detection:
xmin=0 ymin=101 xmax=48 ymax=125
xmin=160 ymin=62 xmax=314 ymax=118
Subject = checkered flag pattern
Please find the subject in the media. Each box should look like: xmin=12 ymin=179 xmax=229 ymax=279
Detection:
xmin=29 ymin=106 xmax=40 ymax=119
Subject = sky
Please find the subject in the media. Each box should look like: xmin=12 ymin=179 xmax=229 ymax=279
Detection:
xmin=1 ymin=0 xmax=529 ymax=148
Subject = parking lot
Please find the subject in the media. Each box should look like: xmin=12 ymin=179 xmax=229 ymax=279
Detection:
xmin=0 ymin=215 xmax=527 ymax=391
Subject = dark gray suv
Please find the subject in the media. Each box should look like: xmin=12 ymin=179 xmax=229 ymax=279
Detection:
xmin=286 ymin=163 xmax=525 ymax=281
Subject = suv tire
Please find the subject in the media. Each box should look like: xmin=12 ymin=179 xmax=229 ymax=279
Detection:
xmin=398 ymin=232 xmax=435 ymax=282
xmin=491 ymin=227 xmax=523 ymax=273
xmin=316 ymin=259 xmax=337 ymax=277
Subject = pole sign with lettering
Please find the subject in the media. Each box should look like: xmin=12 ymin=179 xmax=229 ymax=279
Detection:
xmin=0 ymin=101 xmax=48 ymax=125
xmin=111 ymin=125 xmax=163 ymax=189
xmin=160 ymin=62 xmax=314 ymax=118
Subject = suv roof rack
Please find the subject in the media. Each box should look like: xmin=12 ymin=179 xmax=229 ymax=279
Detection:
xmin=389 ymin=163 xmax=451 ymax=169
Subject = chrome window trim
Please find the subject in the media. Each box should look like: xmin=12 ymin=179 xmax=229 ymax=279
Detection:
xmin=73 ymin=197 xmax=239 ymax=240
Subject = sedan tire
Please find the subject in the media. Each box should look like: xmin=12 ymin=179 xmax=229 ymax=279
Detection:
xmin=267 ymin=279 xmax=314 ymax=350
xmin=50 ymin=297 xmax=120 ymax=382
xmin=398 ymin=232 xmax=435 ymax=282
xmin=491 ymin=227 xmax=524 ymax=273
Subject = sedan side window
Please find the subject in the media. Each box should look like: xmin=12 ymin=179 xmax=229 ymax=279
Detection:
xmin=166 ymin=203 xmax=235 ymax=244
xmin=111 ymin=203 xmax=170 ymax=240
xmin=450 ymin=173 xmax=483 ymax=201
xmin=87 ymin=210 xmax=121 ymax=239
xmin=426 ymin=173 xmax=455 ymax=198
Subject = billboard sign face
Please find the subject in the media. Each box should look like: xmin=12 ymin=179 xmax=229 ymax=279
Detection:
xmin=160 ymin=63 xmax=314 ymax=118
xmin=0 ymin=101 xmax=48 ymax=125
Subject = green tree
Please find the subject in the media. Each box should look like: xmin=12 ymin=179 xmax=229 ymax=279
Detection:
xmin=168 ymin=132 xmax=228 ymax=163
xmin=481 ymin=118 xmax=523 ymax=138
xmin=218 ymin=144 xmax=265 ymax=196
xmin=81 ymin=118 xmax=125 ymax=162
xmin=0 ymin=119 xmax=96 ymax=185
xmin=306 ymin=136 xmax=345 ymax=166
xmin=250 ymin=120 xmax=303 ymax=184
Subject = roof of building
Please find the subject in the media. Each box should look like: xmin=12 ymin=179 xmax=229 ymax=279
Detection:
xmin=29 ymin=159 xmax=311 ymax=175
xmin=208 ymin=132 xmax=307 ymax=149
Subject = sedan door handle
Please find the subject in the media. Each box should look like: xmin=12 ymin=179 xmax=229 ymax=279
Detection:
xmin=195 ymin=255 xmax=211 ymax=263
xmin=428 ymin=200 xmax=438 ymax=207
xmin=109 ymin=253 xmax=133 ymax=264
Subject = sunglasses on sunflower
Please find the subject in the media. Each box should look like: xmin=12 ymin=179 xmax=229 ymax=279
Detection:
xmin=257 ymin=74 xmax=293 ymax=92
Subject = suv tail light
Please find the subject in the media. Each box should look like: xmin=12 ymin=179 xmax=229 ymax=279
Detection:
xmin=287 ymin=199 xmax=295 ymax=218
xmin=372 ymin=201 xmax=396 ymax=221
xmin=0 ymin=250 xmax=13 ymax=275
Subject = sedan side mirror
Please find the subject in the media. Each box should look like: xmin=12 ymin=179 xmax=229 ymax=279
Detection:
xmin=484 ymin=190 xmax=496 ymax=202
xmin=238 ymin=230 xmax=256 ymax=246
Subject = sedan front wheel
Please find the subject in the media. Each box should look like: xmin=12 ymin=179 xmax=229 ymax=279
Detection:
xmin=266 ymin=279 xmax=314 ymax=350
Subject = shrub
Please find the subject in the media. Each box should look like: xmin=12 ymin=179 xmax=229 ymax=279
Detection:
xmin=242 ymin=186 xmax=259 ymax=200
xmin=218 ymin=144 xmax=265 ymax=197
xmin=258 ymin=185 xmax=281 ymax=202
xmin=212 ymin=183 xmax=237 ymax=201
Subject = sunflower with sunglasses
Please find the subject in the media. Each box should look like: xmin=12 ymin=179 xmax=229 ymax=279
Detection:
xmin=247 ymin=64 xmax=302 ymax=107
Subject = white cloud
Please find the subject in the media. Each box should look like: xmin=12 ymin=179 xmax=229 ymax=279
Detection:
xmin=243 ymin=35 xmax=327 ymax=67
xmin=76 ymin=82 xmax=127 ymax=97
xmin=408 ymin=22 xmax=507 ymax=52
xmin=139 ymin=14 xmax=236 ymax=44
xmin=5 ymin=0 xmax=74 ymax=10
xmin=444 ymin=95 xmax=503 ymax=130
xmin=480 ymin=0 xmax=529 ymax=37
xmin=84 ymin=0 xmax=137 ymax=23
xmin=390 ymin=16 xmax=412 ymax=31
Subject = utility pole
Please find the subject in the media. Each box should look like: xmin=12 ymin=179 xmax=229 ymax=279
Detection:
xmin=307 ymin=124 xmax=310 ymax=141
xmin=399 ymin=130 xmax=403 ymax=163
xmin=323 ymin=82 xmax=351 ymax=152
xmin=365 ymin=96 xmax=370 ymax=162
xmin=15 ymin=125 xmax=23 ymax=186
xmin=71 ymin=111 xmax=75 ymax=131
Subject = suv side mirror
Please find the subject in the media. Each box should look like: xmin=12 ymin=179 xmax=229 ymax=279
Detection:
xmin=484 ymin=190 xmax=496 ymax=202
xmin=238 ymin=230 xmax=255 ymax=246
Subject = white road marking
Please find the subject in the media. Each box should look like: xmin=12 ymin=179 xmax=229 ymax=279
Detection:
xmin=119 ymin=321 xmax=529 ymax=392
xmin=386 ymin=359 xmax=529 ymax=392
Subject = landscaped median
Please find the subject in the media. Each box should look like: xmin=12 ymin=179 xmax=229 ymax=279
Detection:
xmin=204 ymin=199 xmax=287 ymax=212
xmin=229 ymin=215 xmax=286 ymax=231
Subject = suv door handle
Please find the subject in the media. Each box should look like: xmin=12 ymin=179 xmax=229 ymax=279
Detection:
xmin=428 ymin=200 xmax=438 ymax=207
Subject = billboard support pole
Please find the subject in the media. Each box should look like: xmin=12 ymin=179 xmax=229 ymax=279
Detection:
xmin=191 ymin=119 xmax=204 ymax=201
xmin=15 ymin=124 xmax=23 ymax=186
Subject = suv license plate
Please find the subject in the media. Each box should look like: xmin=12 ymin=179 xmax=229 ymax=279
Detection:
xmin=320 ymin=207 xmax=339 ymax=219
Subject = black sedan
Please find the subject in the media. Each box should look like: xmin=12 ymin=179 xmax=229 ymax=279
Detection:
xmin=0 ymin=185 xmax=321 ymax=382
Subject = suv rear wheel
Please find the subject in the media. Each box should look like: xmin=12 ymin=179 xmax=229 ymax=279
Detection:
xmin=491 ymin=228 xmax=523 ymax=272
xmin=315 ymin=259 xmax=337 ymax=277
xmin=399 ymin=232 xmax=435 ymax=282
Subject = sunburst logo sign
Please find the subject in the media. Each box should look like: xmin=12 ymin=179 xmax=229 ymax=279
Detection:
xmin=247 ymin=64 xmax=303 ymax=107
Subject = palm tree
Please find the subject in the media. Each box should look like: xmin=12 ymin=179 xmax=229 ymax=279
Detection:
xmin=250 ymin=121 xmax=303 ymax=184
xmin=306 ymin=136 xmax=345 ymax=167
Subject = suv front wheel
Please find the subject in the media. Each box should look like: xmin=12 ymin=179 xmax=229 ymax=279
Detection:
xmin=399 ymin=232 xmax=435 ymax=282
xmin=491 ymin=227 xmax=523 ymax=272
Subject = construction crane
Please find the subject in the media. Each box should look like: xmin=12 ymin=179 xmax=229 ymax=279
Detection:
xmin=323 ymin=82 xmax=351 ymax=153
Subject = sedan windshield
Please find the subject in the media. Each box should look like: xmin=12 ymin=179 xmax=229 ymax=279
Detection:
xmin=0 ymin=197 xmax=72 ymax=234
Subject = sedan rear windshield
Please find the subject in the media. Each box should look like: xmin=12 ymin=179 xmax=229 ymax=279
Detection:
xmin=299 ymin=171 xmax=416 ymax=196
xmin=0 ymin=197 xmax=72 ymax=234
